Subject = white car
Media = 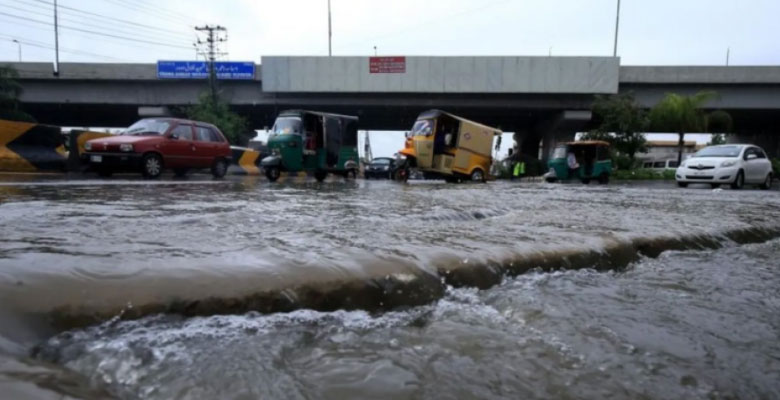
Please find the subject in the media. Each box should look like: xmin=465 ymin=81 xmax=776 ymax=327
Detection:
xmin=675 ymin=144 xmax=773 ymax=189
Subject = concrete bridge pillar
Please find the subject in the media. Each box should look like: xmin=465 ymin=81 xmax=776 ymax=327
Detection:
xmin=536 ymin=110 xmax=592 ymax=163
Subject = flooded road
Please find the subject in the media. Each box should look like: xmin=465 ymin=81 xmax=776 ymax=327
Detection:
xmin=0 ymin=176 xmax=779 ymax=399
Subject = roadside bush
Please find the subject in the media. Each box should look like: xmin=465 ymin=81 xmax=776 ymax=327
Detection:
xmin=613 ymin=154 xmax=636 ymax=170
xmin=772 ymin=158 xmax=780 ymax=177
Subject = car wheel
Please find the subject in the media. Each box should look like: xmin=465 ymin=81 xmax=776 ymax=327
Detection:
xmin=211 ymin=159 xmax=228 ymax=178
xmin=711 ymin=183 xmax=720 ymax=189
xmin=142 ymin=153 xmax=163 ymax=179
xmin=445 ymin=176 xmax=460 ymax=184
xmin=598 ymin=174 xmax=609 ymax=184
xmin=97 ymin=168 xmax=113 ymax=178
xmin=677 ymin=182 xmax=688 ymax=188
xmin=265 ymin=166 xmax=280 ymax=182
xmin=174 ymin=168 xmax=188 ymax=177
xmin=470 ymin=168 xmax=485 ymax=182
xmin=314 ymin=170 xmax=328 ymax=182
xmin=730 ymin=170 xmax=744 ymax=190
xmin=759 ymin=173 xmax=772 ymax=190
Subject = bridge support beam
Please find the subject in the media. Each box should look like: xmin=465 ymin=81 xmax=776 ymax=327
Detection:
xmin=538 ymin=111 xmax=592 ymax=162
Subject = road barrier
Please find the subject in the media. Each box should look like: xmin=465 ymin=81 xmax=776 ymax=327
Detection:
xmin=0 ymin=119 xmax=67 ymax=172
xmin=229 ymin=146 xmax=263 ymax=175
xmin=67 ymin=130 xmax=112 ymax=171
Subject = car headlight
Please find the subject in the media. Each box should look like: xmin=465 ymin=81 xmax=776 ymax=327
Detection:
xmin=720 ymin=160 xmax=737 ymax=167
xmin=84 ymin=142 xmax=92 ymax=151
xmin=383 ymin=166 xmax=390 ymax=171
xmin=119 ymin=143 xmax=134 ymax=152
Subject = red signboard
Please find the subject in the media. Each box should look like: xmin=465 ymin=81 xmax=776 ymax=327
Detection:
xmin=369 ymin=56 xmax=406 ymax=74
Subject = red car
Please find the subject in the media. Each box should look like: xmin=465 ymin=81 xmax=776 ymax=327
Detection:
xmin=83 ymin=118 xmax=232 ymax=178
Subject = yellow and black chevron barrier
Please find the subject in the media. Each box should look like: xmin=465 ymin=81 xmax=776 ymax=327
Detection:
xmin=0 ymin=119 xmax=68 ymax=172
xmin=229 ymin=146 xmax=263 ymax=175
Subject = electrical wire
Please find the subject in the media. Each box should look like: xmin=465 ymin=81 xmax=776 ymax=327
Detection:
xmin=0 ymin=3 xmax=194 ymax=46
xmin=0 ymin=10 xmax=195 ymax=49
xmin=18 ymin=0 xmax=196 ymax=41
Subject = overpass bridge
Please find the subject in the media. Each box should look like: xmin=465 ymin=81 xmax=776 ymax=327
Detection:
xmin=7 ymin=57 xmax=780 ymax=157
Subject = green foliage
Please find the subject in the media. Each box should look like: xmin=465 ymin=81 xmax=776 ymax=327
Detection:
xmin=649 ymin=91 xmax=731 ymax=164
xmin=184 ymin=92 xmax=250 ymax=145
xmin=708 ymin=133 xmax=727 ymax=146
xmin=772 ymin=158 xmax=780 ymax=177
xmin=612 ymin=153 xmax=636 ymax=170
xmin=707 ymin=110 xmax=733 ymax=133
xmin=588 ymin=93 xmax=648 ymax=161
xmin=613 ymin=168 xmax=676 ymax=180
xmin=0 ymin=65 xmax=35 ymax=122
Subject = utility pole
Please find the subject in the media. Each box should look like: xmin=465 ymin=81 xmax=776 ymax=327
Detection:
xmin=327 ymin=0 xmax=332 ymax=56
xmin=613 ymin=0 xmax=621 ymax=57
xmin=195 ymin=25 xmax=227 ymax=104
xmin=726 ymin=47 xmax=730 ymax=66
xmin=53 ymin=0 xmax=59 ymax=75
xmin=12 ymin=39 xmax=21 ymax=62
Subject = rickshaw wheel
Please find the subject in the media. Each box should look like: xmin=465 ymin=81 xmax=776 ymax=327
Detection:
xmin=598 ymin=174 xmax=609 ymax=184
xmin=314 ymin=170 xmax=328 ymax=182
xmin=581 ymin=178 xmax=591 ymax=184
xmin=265 ymin=167 xmax=280 ymax=182
xmin=344 ymin=169 xmax=357 ymax=180
xmin=470 ymin=168 xmax=485 ymax=183
xmin=393 ymin=168 xmax=409 ymax=182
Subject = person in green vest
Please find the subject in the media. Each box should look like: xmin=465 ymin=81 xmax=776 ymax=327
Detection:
xmin=513 ymin=160 xmax=525 ymax=179
xmin=507 ymin=148 xmax=526 ymax=180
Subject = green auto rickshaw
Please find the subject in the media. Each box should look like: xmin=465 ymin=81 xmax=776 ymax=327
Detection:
xmin=261 ymin=110 xmax=359 ymax=182
xmin=544 ymin=141 xmax=613 ymax=184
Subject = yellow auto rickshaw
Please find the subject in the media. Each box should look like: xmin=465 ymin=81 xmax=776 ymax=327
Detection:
xmin=395 ymin=110 xmax=502 ymax=183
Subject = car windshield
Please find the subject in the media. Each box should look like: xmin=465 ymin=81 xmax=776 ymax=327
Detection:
xmin=271 ymin=117 xmax=303 ymax=136
xmin=411 ymin=120 xmax=433 ymax=136
xmin=123 ymin=119 xmax=171 ymax=136
xmin=371 ymin=159 xmax=391 ymax=165
xmin=692 ymin=146 xmax=742 ymax=158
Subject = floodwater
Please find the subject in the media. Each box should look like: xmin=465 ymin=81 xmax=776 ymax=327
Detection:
xmin=0 ymin=175 xmax=778 ymax=399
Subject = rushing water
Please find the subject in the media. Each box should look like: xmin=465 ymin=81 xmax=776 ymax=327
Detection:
xmin=0 ymin=176 xmax=779 ymax=399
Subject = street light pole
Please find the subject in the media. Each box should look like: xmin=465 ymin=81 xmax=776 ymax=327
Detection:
xmin=12 ymin=39 xmax=21 ymax=62
xmin=53 ymin=0 xmax=59 ymax=75
xmin=327 ymin=0 xmax=332 ymax=56
xmin=613 ymin=0 xmax=621 ymax=57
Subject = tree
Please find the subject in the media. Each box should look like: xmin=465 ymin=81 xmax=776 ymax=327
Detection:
xmin=586 ymin=93 xmax=648 ymax=163
xmin=649 ymin=91 xmax=731 ymax=165
xmin=708 ymin=133 xmax=726 ymax=146
xmin=185 ymin=92 xmax=250 ymax=145
xmin=0 ymin=65 xmax=35 ymax=122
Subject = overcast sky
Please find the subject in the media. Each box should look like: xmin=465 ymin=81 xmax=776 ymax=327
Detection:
xmin=1 ymin=0 xmax=777 ymax=156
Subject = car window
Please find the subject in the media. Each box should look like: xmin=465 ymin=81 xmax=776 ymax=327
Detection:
xmin=209 ymin=128 xmax=225 ymax=143
xmin=171 ymin=125 xmax=193 ymax=141
xmin=196 ymin=127 xmax=213 ymax=142
xmin=754 ymin=148 xmax=767 ymax=159
xmin=744 ymin=148 xmax=757 ymax=160
xmin=653 ymin=161 xmax=665 ymax=168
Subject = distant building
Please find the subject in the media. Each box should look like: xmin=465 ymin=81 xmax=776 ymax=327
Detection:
xmin=637 ymin=140 xmax=704 ymax=168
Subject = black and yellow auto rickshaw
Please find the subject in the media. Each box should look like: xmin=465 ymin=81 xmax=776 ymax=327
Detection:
xmin=395 ymin=110 xmax=502 ymax=183
xmin=261 ymin=110 xmax=359 ymax=182
xmin=544 ymin=141 xmax=613 ymax=184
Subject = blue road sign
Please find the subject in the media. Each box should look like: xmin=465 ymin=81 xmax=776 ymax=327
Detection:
xmin=157 ymin=61 xmax=255 ymax=80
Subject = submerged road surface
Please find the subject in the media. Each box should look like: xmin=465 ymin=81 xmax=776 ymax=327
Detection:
xmin=0 ymin=176 xmax=779 ymax=399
